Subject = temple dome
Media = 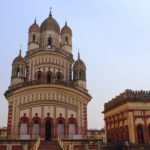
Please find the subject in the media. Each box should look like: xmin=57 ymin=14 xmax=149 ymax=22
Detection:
xmin=29 ymin=20 xmax=40 ymax=33
xmin=73 ymin=54 xmax=86 ymax=71
xmin=12 ymin=50 xmax=26 ymax=66
xmin=61 ymin=23 xmax=72 ymax=36
xmin=40 ymin=14 xmax=60 ymax=34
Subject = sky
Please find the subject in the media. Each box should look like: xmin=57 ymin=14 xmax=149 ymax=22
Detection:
xmin=1 ymin=0 xmax=150 ymax=129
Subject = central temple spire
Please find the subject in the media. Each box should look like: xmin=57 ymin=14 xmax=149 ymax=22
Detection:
xmin=19 ymin=49 xmax=22 ymax=56
xmin=49 ymin=7 xmax=52 ymax=17
xmin=78 ymin=51 xmax=80 ymax=60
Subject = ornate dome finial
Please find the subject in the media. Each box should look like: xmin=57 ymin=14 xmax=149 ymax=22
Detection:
xmin=78 ymin=50 xmax=80 ymax=60
xmin=19 ymin=44 xmax=22 ymax=56
xmin=49 ymin=7 xmax=52 ymax=17
xmin=19 ymin=49 xmax=22 ymax=56
xmin=65 ymin=19 xmax=67 ymax=26
xmin=34 ymin=17 xmax=37 ymax=24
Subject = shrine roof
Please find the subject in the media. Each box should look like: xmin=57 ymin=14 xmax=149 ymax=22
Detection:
xmin=104 ymin=89 xmax=150 ymax=112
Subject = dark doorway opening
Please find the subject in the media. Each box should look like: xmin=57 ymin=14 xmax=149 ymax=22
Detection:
xmin=48 ymin=37 xmax=52 ymax=48
xmin=47 ymin=74 xmax=52 ymax=83
xmin=45 ymin=120 xmax=51 ymax=140
xmin=137 ymin=125 xmax=144 ymax=144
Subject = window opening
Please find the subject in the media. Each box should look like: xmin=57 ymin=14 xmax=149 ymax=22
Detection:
xmin=137 ymin=126 xmax=144 ymax=144
xmin=17 ymin=67 xmax=20 ymax=77
xmin=65 ymin=36 xmax=68 ymax=44
xmin=33 ymin=34 xmax=36 ymax=42
xmin=47 ymin=73 xmax=52 ymax=83
xmin=37 ymin=72 xmax=42 ymax=80
xmin=48 ymin=37 xmax=52 ymax=48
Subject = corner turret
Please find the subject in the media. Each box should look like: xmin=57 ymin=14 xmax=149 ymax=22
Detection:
xmin=11 ymin=50 xmax=26 ymax=85
xmin=73 ymin=53 xmax=86 ymax=89
xmin=28 ymin=19 xmax=40 ymax=51
xmin=61 ymin=22 xmax=72 ymax=53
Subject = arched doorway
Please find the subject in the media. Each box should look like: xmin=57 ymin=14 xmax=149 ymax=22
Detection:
xmin=45 ymin=120 xmax=51 ymax=140
xmin=148 ymin=125 xmax=150 ymax=141
xmin=68 ymin=117 xmax=77 ymax=139
xmin=36 ymin=71 xmax=42 ymax=80
xmin=56 ymin=72 xmax=63 ymax=81
xmin=47 ymin=73 xmax=52 ymax=83
xmin=137 ymin=125 xmax=145 ymax=144
xmin=19 ymin=115 xmax=29 ymax=139
xmin=57 ymin=120 xmax=64 ymax=138
xmin=46 ymin=71 xmax=53 ymax=83
xmin=20 ymin=123 xmax=28 ymax=136
xmin=69 ymin=124 xmax=75 ymax=139
xmin=32 ymin=121 xmax=40 ymax=139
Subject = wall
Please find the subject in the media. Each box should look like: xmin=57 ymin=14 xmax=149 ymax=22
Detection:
xmin=104 ymin=101 xmax=150 ymax=145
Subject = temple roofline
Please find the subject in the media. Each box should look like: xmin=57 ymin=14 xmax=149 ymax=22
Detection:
xmin=104 ymin=89 xmax=150 ymax=112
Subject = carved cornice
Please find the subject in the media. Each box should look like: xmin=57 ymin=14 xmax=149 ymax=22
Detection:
xmin=104 ymin=89 xmax=150 ymax=112
xmin=5 ymin=80 xmax=91 ymax=101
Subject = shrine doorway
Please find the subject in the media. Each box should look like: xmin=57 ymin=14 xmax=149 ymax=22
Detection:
xmin=57 ymin=120 xmax=64 ymax=138
xmin=45 ymin=120 xmax=51 ymax=140
xmin=137 ymin=125 xmax=145 ymax=144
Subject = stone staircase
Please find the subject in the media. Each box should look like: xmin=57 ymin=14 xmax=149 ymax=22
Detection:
xmin=38 ymin=141 xmax=62 ymax=150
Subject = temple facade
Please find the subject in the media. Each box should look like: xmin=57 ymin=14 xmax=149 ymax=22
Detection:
xmin=104 ymin=89 xmax=150 ymax=145
xmin=4 ymin=11 xmax=92 ymax=140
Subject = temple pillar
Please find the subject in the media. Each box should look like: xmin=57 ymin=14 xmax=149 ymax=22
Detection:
xmin=29 ymin=124 xmax=32 ymax=139
xmin=40 ymin=124 xmax=44 ymax=139
xmin=127 ymin=111 xmax=136 ymax=144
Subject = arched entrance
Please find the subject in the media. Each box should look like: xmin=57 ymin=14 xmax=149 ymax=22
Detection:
xmin=46 ymin=72 xmax=53 ymax=83
xmin=32 ymin=121 xmax=40 ymax=139
xmin=69 ymin=124 xmax=75 ymax=139
xmin=68 ymin=117 xmax=77 ymax=139
xmin=148 ymin=125 xmax=150 ymax=141
xmin=19 ymin=115 xmax=29 ymax=139
xmin=36 ymin=71 xmax=42 ymax=80
xmin=137 ymin=125 xmax=145 ymax=144
xmin=57 ymin=120 xmax=64 ymax=138
xmin=45 ymin=120 xmax=52 ymax=140
xmin=20 ymin=123 xmax=28 ymax=136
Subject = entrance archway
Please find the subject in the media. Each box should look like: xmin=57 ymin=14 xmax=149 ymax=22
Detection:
xmin=46 ymin=72 xmax=53 ymax=83
xmin=148 ymin=125 xmax=150 ymax=141
xmin=32 ymin=121 xmax=40 ymax=139
xmin=45 ymin=120 xmax=51 ymax=140
xmin=137 ymin=125 xmax=145 ymax=144
xmin=69 ymin=124 xmax=75 ymax=139
xmin=20 ymin=123 xmax=28 ymax=135
xmin=57 ymin=120 xmax=64 ymax=138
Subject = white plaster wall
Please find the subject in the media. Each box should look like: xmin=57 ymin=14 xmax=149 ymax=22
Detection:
xmin=56 ymin=107 xmax=65 ymax=118
xmin=32 ymin=107 xmax=42 ymax=117
xmin=44 ymin=106 xmax=54 ymax=118
xmin=20 ymin=109 xmax=30 ymax=118
xmin=68 ymin=110 xmax=76 ymax=118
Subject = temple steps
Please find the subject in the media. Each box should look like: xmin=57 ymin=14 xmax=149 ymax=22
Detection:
xmin=38 ymin=141 xmax=62 ymax=150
